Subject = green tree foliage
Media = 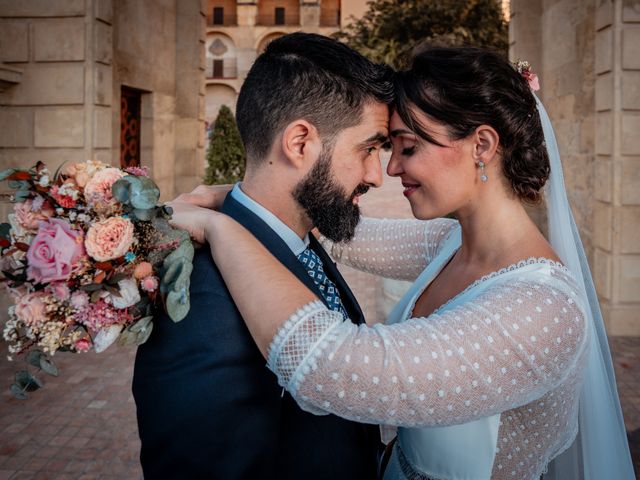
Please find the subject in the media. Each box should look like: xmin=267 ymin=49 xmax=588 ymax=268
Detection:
xmin=335 ymin=0 xmax=508 ymax=69
xmin=204 ymin=105 xmax=246 ymax=185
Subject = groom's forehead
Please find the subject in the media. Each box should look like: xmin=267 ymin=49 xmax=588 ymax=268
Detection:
xmin=351 ymin=102 xmax=391 ymax=137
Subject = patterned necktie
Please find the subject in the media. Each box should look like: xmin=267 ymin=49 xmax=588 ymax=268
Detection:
xmin=297 ymin=247 xmax=349 ymax=320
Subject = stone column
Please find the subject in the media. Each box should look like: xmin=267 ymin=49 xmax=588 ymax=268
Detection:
xmin=508 ymin=0 xmax=548 ymax=232
xmin=594 ymin=0 xmax=640 ymax=335
xmin=174 ymin=0 xmax=207 ymax=195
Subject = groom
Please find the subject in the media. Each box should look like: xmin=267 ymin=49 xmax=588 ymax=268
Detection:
xmin=132 ymin=33 xmax=393 ymax=479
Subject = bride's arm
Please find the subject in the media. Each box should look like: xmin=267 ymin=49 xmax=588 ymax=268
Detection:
xmin=269 ymin=273 xmax=589 ymax=426
xmin=319 ymin=217 xmax=459 ymax=281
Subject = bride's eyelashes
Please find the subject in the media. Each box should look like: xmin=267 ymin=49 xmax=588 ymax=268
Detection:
xmin=401 ymin=146 xmax=417 ymax=156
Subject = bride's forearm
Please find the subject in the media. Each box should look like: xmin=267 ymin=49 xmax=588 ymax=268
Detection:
xmin=204 ymin=215 xmax=318 ymax=357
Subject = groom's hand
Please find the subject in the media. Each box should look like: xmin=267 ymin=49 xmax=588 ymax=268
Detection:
xmin=173 ymin=184 xmax=232 ymax=210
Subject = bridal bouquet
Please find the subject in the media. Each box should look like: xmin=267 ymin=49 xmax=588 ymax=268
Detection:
xmin=0 ymin=160 xmax=193 ymax=399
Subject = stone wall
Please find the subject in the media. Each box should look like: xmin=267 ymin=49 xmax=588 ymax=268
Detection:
xmin=511 ymin=0 xmax=640 ymax=335
xmin=0 ymin=0 xmax=206 ymax=202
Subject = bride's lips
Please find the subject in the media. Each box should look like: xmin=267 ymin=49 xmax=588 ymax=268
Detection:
xmin=402 ymin=182 xmax=420 ymax=197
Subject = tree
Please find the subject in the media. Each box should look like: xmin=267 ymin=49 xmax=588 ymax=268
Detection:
xmin=335 ymin=0 xmax=508 ymax=69
xmin=204 ymin=105 xmax=246 ymax=185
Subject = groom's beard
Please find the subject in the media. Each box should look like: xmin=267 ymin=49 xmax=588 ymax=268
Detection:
xmin=293 ymin=150 xmax=369 ymax=243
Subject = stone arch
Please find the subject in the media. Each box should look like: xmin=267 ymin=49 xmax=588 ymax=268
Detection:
xmin=205 ymin=84 xmax=238 ymax=127
xmin=205 ymin=32 xmax=237 ymax=78
xmin=256 ymin=31 xmax=286 ymax=54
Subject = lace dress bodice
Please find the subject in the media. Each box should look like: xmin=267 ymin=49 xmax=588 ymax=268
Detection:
xmin=268 ymin=218 xmax=590 ymax=480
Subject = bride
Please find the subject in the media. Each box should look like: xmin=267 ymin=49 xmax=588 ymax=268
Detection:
xmin=169 ymin=47 xmax=634 ymax=479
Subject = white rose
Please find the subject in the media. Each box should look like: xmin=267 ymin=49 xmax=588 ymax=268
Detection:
xmin=104 ymin=278 xmax=141 ymax=309
xmin=93 ymin=324 xmax=122 ymax=353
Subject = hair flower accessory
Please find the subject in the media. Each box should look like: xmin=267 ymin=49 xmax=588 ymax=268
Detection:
xmin=515 ymin=60 xmax=540 ymax=92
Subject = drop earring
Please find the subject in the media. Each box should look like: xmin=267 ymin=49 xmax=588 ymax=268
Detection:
xmin=478 ymin=161 xmax=488 ymax=182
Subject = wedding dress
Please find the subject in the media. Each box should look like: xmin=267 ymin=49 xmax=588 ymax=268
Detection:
xmin=265 ymin=97 xmax=635 ymax=479
xmin=269 ymin=217 xmax=589 ymax=479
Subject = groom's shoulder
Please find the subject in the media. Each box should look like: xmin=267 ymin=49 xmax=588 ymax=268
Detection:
xmin=188 ymin=244 xmax=227 ymax=295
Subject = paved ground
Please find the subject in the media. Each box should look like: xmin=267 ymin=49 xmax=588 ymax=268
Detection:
xmin=0 ymin=163 xmax=638 ymax=478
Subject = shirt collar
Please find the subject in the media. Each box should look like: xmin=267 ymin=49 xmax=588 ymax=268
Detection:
xmin=230 ymin=183 xmax=310 ymax=256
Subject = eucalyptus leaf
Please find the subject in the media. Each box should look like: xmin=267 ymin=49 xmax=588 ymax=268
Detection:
xmin=8 ymin=180 xmax=30 ymax=190
xmin=163 ymin=241 xmax=194 ymax=268
xmin=132 ymin=208 xmax=154 ymax=221
xmin=15 ymin=370 xmax=43 ymax=391
xmin=129 ymin=316 xmax=153 ymax=333
xmin=0 ymin=223 xmax=11 ymax=238
xmin=26 ymin=349 xmax=45 ymax=369
xmin=117 ymin=328 xmax=138 ymax=347
xmin=172 ymin=261 xmax=192 ymax=292
xmin=9 ymin=383 xmax=27 ymax=400
xmin=167 ymin=288 xmax=190 ymax=322
xmin=14 ymin=190 xmax=31 ymax=202
xmin=118 ymin=317 xmax=154 ymax=346
xmin=39 ymin=356 xmax=59 ymax=377
xmin=80 ymin=283 xmax=104 ymax=292
xmin=160 ymin=260 xmax=184 ymax=293
xmin=112 ymin=178 xmax=133 ymax=204
xmin=0 ymin=168 xmax=16 ymax=182
xmin=129 ymin=177 xmax=160 ymax=210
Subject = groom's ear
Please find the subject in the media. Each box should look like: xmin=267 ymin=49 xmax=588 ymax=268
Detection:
xmin=281 ymin=120 xmax=322 ymax=169
xmin=472 ymin=125 xmax=500 ymax=165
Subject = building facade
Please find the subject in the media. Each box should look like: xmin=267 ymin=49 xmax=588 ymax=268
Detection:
xmin=0 ymin=0 xmax=207 ymax=201
xmin=204 ymin=0 xmax=368 ymax=123
xmin=510 ymin=0 xmax=640 ymax=335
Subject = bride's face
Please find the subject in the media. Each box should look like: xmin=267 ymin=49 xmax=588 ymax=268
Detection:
xmin=387 ymin=109 xmax=479 ymax=220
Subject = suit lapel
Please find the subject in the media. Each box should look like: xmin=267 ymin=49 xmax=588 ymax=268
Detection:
xmin=220 ymin=194 xmax=332 ymax=311
xmin=309 ymin=235 xmax=365 ymax=325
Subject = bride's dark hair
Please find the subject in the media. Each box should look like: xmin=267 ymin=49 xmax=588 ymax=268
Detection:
xmin=394 ymin=46 xmax=550 ymax=204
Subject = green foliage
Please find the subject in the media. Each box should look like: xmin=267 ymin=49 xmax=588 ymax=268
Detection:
xmin=335 ymin=0 xmax=508 ymax=69
xmin=204 ymin=105 xmax=246 ymax=185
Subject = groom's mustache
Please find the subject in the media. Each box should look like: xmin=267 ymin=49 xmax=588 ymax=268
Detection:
xmin=350 ymin=184 xmax=370 ymax=199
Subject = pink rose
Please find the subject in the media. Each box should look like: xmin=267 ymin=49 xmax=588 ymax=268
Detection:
xmin=13 ymin=198 xmax=55 ymax=231
xmin=85 ymin=217 xmax=134 ymax=261
xmin=84 ymin=168 xmax=125 ymax=207
xmin=74 ymin=338 xmax=91 ymax=352
xmin=27 ymin=219 xmax=86 ymax=284
xmin=15 ymin=291 xmax=48 ymax=327
xmin=140 ymin=275 xmax=159 ymax=293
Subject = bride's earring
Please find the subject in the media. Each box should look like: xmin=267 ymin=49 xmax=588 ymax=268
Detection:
xmin=478 ymin=161 xmax=488 ymax=182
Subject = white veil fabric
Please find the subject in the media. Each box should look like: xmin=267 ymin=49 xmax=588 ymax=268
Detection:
xmin=535 ymin=95 xmax=636 ymax=480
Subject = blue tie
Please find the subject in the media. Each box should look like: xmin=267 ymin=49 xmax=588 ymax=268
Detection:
xmin=297 ymin=247 xmax=349 ymax=320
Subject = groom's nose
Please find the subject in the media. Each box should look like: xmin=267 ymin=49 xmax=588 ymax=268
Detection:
xmin=363 ymin=155 xmax=383 ymax=188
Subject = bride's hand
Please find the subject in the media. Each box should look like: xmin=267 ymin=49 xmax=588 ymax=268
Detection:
xmin=167 ymin=201 xmax=222 ymax=244
xmin=172 ymin=184 xmax=232 ymax=210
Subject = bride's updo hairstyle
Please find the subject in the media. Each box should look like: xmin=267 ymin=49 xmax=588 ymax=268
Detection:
xmin=394 ymin=46 xmax=550 ymax=203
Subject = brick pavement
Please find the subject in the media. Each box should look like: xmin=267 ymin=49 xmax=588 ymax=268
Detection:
xmin=0 ymin=163 xmax=638 ymax=478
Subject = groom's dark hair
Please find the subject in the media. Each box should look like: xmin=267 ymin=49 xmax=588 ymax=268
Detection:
xmin=236 ymin=32 xmax=394 ymax=164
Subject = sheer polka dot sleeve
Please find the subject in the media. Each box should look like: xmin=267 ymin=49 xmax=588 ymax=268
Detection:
xmin=267 ymin=266 xmax=589 ymax=428
xmin=319 ymin=217 xmax=459 ymax=281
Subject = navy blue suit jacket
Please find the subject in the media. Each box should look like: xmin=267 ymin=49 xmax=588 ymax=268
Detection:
xmin=132 ymin=194 xmax=380 ymax=479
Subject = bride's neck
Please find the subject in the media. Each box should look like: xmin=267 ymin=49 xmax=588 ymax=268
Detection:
xmin=453 ymin=192 xmax=543 ymax=268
